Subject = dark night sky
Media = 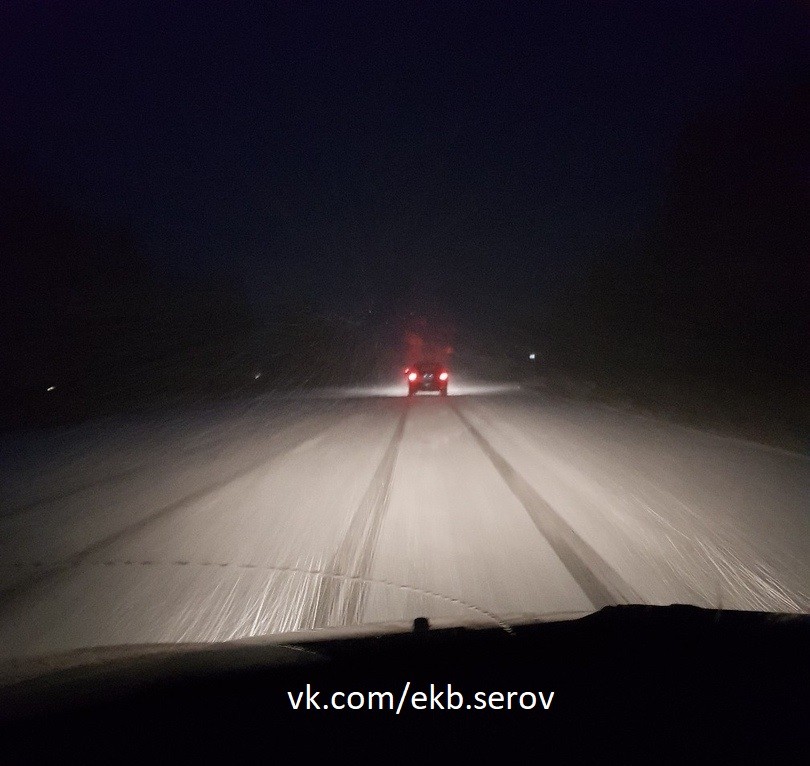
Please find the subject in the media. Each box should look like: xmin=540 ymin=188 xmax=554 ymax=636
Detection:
xmin=2 ymin=1 xmax=808 ymax=327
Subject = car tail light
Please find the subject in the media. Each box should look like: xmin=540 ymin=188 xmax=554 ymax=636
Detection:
xmin=408 ymin=372 xmax=418 ymax=381
xmin=439 ymin=371 xmax=449 ymax=381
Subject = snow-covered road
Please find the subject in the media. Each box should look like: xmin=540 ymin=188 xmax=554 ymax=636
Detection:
xmin=1 ymin=385 xmax=807 ymax=658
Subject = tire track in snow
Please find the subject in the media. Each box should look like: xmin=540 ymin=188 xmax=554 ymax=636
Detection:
xmin=452 ymin=402 xmax=640 ymax=609
xmin=308 ymin=407 xmax=408 ymax=628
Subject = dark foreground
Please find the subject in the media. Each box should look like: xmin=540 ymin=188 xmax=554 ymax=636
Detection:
xmin=0 ymin=605 xmax=807 ymax=760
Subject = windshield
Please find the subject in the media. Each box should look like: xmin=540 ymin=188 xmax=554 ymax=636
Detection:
xmin=1 ymin=2 xmax=807 ymax=661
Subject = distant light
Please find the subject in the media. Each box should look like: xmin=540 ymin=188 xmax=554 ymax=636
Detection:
xmin=529 ymin=353 xmax=536 ymax=360
xmin=254 ymin=373 xmax=262 ymax=380
xmin=46 ymin=386 xmax=56 ymax=392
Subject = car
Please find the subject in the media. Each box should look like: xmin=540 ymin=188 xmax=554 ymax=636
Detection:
xmin=405 ymin=361 xmax=449 ymax=396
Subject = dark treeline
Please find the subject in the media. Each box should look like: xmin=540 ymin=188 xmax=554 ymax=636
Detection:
xmin=0 ymin=163 xmax=372 ymax=428
xmin=2 ymin=85 xmax=806 ymax=434
xmin=535 ymin=85 xmax=808 ymax=432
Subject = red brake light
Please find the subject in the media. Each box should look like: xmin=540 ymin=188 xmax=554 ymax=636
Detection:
xmin=408 ymin=372 xmax=418 ymax=381
xmin=439 ymin=371 xmax=448 ymax=381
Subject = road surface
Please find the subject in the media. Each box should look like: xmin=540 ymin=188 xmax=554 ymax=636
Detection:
xmin=0 ymin=383 xmax=807 ymax=658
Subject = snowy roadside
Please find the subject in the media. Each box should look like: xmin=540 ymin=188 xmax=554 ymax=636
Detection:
xmin=520 ymin=373 xmax=807 ymax=457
